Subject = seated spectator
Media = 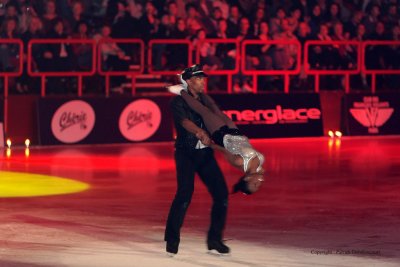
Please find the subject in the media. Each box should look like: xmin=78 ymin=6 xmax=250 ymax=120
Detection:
xmin=270 ymin=6 xmax=286 ymax=36
xmin=19 ymin=15 xmax=44 ymax=92
xmin=325 ymin=3 xmax=341 ymax=29
xmin=0 ymin=2 xmax=19 ymax=26
xmin=214 ymin=18 xmax=236 ymax=70
xmin=251 ymin=7 xmax=268 ymax=37
xmin=310 ymin=23 xmax=332 ymax=69
xmin=363 ymin=4 xmax=381 ymax=36
xmin=185 ymin=3 xmax=204 ymax=36
xmin=192 ymin=28 xmax=221 ymax=71
xmin=93 ymin=24 xmax=130 ymax=93
xmin=170 ymin=17 xmax=189 ymax=39
xmin=139 ymin=0 xmax=159 ymax=41
xmin=71 ymin=21 xmax=92 ymax=71
xmin=344 ymin=10 xmax=364 ymax=39
xmin=227 ymin=5 xmax=241 ymax=37
xmin=18 ymin=2 xmax=39 ymax=33
xmin=42 ymin=0 xmax=61 ymax=35
xmin=272 ymin=18 xmax=298 ymax=70
xmin=331 ymin=22 xmax=355 ymax=70
xmin=66 ymin=0 xmax=93 ymax=35
xmin=309 ymin=4 xmax=324 ymax=36
xmin=0 ymin=17 xmax=20 ymax=72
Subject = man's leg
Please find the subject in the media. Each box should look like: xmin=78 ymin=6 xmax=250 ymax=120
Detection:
xmin=196 ymin=148 xmax=230 ymax=253
xmin=164 ymin=149 xmax=195 ymax=254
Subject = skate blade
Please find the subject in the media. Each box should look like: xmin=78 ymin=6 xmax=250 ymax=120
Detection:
xmin=207 ymin=250 xmax=231 ymax=256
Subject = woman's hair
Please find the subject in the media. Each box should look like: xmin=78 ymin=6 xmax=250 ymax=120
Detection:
xmin=232 ymin=176 xmax=252 ymax=195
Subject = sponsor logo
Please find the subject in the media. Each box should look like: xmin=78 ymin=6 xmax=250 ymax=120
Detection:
xmin=224 ymin=105 xmax=321 ymax=125
xmin=350 ymin=96 xmax=394 ymax=133
xmin=51 ymin=100 xmax=95 ymax=143
xmin=119 ymin=99 xmax=161 ymax=141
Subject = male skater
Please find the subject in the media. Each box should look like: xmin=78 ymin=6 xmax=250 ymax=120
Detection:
xmin=164 ymin=65 xmax=230 ymax=255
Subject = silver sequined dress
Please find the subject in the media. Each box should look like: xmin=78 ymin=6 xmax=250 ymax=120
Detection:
xmin=223 ymin=134 xmax=264 ymax=172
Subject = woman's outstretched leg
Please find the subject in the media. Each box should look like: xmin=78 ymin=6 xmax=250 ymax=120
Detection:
xmin=201 ymin=94 xmax=237 ymax=129
xmin=181 ymin=90 xmax=226 ymax=134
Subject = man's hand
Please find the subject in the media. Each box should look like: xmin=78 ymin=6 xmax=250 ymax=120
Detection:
xmin=196 ymin=130 xmax=211 ymax=146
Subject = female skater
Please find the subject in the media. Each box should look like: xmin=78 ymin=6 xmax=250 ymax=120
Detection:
xmin=168 ymin=64 xmax=265 ymax=194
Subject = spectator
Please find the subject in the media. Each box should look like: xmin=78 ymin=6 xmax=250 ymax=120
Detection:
xmin=71 ymin=21 xmax=92 ymax=71
xmin=214 ymin=18 xmax=236 ymax=70
xmin=139 ymin=0 xmax=159 ymax=41
xmin=233 ymin=16 xmax=256 ymax=93
xmin=212 ymin=0 xmax=229 ymax=19
xmin=310 ymin=23 xmax=332 ymax=69
xmin=0 ymin=17 xmax=20 ymax=73
xmin=272 ymin=18 xmax=298 ymax=70
xmin=167 ymin=18 xmax=190 ymax=70
xmin=270 ymin=6 xmax=286 ymax=36
xmin=164 ymin=1 xmax=180 ymax=28
xmin=255 ymin=20 xmax=274 ymax=90
xmin=287 ymin=7 xmax=302 ymax=34
xmin=42 ymin=0 xmax=61 ymax=34
xmin=295 ymin=21 xmax=313 ymax=90
xmin=2 ymin=2 xmax=19 ymax=23
xmin=193 ymin=28 xmax=221 ymax=71
xmin=112 ymin=0 xmax=140 ymax=39
xmin=209 ymin=7 xmax=223 ymax=36
xmin=93 ymin=24 xmax=130 ymax=93
xmin=227 ymin=5 xmax=241 ymax=37
xmin=20 ymin=15 xmax=44 ymax=93
xmin=384 ymin=4 xmax=399 ymax=29
xmin=170 ymin=18 xmax=189 ymax=39
xmin=351 ymin=23 xmax=368 ymax=89
xmin=18 ymin=2 xmax=39 ymax=33
xmin=66 ymin=0 xmax=90 ymax=35
xmin=325 ymin=3 xmax=341 ymax=28
xmin=344 ymin=10 xmax=364 ymax=38
xmin=292 ymin=0 xmax=310 ymax=21
xmin=309 ymin=4 xmax=324 ymax=36
xmin=363 ymin=4 xmax=381 ymax=35
xmin=251 ymin=7 xmax=267 ymax=36
xmin=185 ymin=3 xmax=203 ymax=36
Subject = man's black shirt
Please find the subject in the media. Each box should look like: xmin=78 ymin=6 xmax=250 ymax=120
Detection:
xmin=170 ymin=94 xmax=208 ymax=150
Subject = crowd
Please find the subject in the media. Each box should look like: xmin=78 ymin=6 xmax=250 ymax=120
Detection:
xmin=0 ymin=0 xmax=399 ymax=93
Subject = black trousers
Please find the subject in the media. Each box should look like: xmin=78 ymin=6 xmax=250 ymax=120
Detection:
xmin=164 ymin=147 xmax=228 ymax=243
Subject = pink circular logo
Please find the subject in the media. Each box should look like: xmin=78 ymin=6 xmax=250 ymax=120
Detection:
xmin=119 ymin=99 xmax=161 ymax=141
xmin=51 ymin=100 xmax=95 ymax=143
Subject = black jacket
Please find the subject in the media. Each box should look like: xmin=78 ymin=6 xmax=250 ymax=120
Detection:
xmin=170 ymin=94 xmax=208 ymax=151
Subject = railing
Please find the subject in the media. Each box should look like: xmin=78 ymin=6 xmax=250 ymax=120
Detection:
xmin=241 ymin=40 xmax=301 ymax=93
xmin=195 ymin=39 xmax=240 ymax=93
xmin=361 ymin=41 xmax=400 ymax=94
xmin=97 ymin=39 xmax=145 ymax=96
xmin=0 ymin=39 xmax=23 ymax=133
xmin=0 ymin=38 xmax=398 ymax=96
xmin=147 ymin=39 xmax=193 ymax=75
xmin=304 ymin=40 xmax=361 ymax=93
xmin=27 ymin=39 xmax=96 ymax=97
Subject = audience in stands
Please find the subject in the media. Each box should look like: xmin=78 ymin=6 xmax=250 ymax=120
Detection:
xmin=1 ymin=0 xmax=400 ymax=94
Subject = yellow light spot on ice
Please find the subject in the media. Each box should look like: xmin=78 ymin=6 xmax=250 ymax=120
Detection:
xmin=0 ymin=171 xmax=90 ymax=198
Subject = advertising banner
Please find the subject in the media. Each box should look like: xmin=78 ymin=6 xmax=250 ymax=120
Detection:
xmin=37 ymin=93 xmax=323 ymax=145
xmin=212 ymin=93 xmax=324 ymax=138
xmin=37 ymin=96 xmax=173 ymax=145
xmin=342 ymin=94 xmax=400 ymax=135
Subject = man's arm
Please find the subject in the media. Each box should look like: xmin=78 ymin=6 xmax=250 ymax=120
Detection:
xmin=181 ymin=119 xmax=211 ymax=146
xmin=171 ymin=97 xmax=211 ymax=146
